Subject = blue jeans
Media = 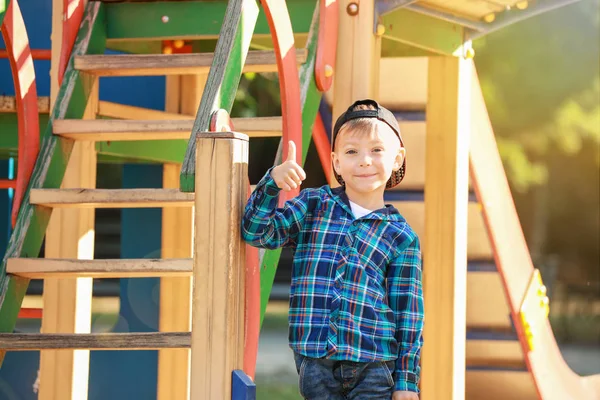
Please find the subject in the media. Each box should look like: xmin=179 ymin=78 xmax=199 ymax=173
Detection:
xmin=293 ymin=353 xmax=395 ymax=399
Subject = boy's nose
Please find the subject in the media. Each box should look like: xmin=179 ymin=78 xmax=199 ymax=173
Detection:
xmin=359 ymin=155 xmax=372 ymax=166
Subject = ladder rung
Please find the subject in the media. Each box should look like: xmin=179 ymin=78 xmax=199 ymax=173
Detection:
xmin=30 ymin=188 xmax=194 ymax=208
xmin=53 ymin=117 xmax=283 ymax=141
xmin=0 ymin=332 xmax=190 ymax=350
xmin=7 ymin=258 xmax=192 ymax=278
xmin=74 ymin=49 xmax=307 ymax=76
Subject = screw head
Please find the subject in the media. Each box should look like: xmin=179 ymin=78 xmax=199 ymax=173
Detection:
xmin=161 ymin=15 xmax=169 ymax=23
xmin=347 ymin=3 xmax=359 ymax=16
xmin=324 ymin=64 xmax=333 ymax=78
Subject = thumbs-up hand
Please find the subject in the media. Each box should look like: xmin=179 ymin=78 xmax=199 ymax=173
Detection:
xmin=270 ymin=141 xmax=307 ymax=191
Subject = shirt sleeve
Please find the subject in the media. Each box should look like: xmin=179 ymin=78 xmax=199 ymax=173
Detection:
xmin=241 ymin=168 xmax=310 ymax=249
xmin=386 ymin=234 xmax=424 ymax=393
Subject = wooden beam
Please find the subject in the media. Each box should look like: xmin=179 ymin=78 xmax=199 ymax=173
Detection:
xmin=8 ymin=258 xmax=192 ymax=278
xmin=192 ymin=132 xmax=248 ymax=399
xmin=74 ymin=49 xmax=306 ymax=77
xmin=53 ymin=117 xmax=283 ymax=141
xmin=378 ymin=58 xmax=427 ymax=111
xmin=0 ymin=332 xmax=190 ymax=350
xmin=38 ymin=47 xmax=99 ymax=400
xmin=157 ymin=71 xmax=202 ymax=400
xmin=421 ymin=56 xmax=472 ymax=400
xmin=30 ymin=188 xmax=194 ymax=208
xmin=332 ymin=0 xmax=379 ymax=120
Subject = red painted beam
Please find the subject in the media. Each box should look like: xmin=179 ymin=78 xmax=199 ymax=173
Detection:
xmin=1 ymin=0 xmax=41 ymax=227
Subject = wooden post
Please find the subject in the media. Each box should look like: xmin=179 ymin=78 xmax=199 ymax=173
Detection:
xmin=332 ymin=0 xmax=379 ymax=119
xmin=157 ymin=73 xmax=207 ymax=400
xmin=191 ymin=132 xmax=248 ymax=400
xmin=39 ymin=86 xmax=98 ymax=400
xmin=421 ymin=56 xmax=471 ymax=400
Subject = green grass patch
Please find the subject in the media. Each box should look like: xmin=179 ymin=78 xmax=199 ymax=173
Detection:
xmin=256 ymin=383 xmax=301 ymax=400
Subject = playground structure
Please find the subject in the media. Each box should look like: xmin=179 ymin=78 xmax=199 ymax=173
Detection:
xmin=0 ymin=0 xmax=599 ymax=399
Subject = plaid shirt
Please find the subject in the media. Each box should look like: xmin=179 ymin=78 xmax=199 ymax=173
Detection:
xmin=242 ymin=169 xmax=424 ymax=393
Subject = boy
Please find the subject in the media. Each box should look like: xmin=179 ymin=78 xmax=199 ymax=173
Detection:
xmin=242 ymin=99 xmax=423 ymax=399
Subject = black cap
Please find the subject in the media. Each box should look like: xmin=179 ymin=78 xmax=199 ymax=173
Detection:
xmin=332 ymin=99 xmax=406 ymax=189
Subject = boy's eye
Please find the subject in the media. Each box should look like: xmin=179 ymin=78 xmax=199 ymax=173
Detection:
xmin=372 ymin=148 xmax=383 ymax=153
xmin=345 ymin=149 xmax=357 ymax=155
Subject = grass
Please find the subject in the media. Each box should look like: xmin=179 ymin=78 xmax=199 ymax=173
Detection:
xmin=256 ymin=383 xmax=302 ymax=400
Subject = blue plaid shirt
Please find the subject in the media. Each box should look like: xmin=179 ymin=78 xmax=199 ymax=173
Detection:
xmin=242 ymin=169 xmax=424 ymax=393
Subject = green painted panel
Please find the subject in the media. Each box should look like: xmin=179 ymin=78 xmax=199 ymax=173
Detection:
xmin=259 ymin=1 xmax=322 ymax=324
xmin=106 ymin=0 xmax=313 ymax=41
xmin=179 ymin=0 xmax=259 ymax=191
xmin=0 ymin=2 xmax=107 ymax=365
xmin=96 ymin=140 xmax=187 ymax=163
xmin=381 ymin=8 xmax=465 ymax=56
xmin=0 ymin=114 xmax=50 ymax=151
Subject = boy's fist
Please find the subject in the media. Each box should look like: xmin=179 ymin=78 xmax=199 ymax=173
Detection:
xmin=271 ymin=141 xmax=306 ymax=191
xmin=393 ymin=391 xmax=419 ymax=400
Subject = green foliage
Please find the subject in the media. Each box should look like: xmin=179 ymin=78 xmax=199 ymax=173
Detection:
xmin=474 ymin=0 xmax=600 ymax=192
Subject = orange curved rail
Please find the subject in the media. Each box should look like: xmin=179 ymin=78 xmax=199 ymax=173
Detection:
xmin=260 ymin=0 xmax=303 ymax=202
xmin=315 ymin=0 xmax=338 ymax=92
xmin=1 ymin=0 xmax=41 ymax=228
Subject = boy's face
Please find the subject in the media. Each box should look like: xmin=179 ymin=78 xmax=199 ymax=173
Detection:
xmin=332 ymin=121 xmax=405 ymax=196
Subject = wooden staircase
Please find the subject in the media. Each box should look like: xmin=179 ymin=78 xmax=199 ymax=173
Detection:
xmin=0 ymin=0 xmax=325 ymax=398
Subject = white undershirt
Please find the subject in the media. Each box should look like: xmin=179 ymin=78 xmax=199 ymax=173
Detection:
xmin=349 ymin=200 xmax=374 ymax=219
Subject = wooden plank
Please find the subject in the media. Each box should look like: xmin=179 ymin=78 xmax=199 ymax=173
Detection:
xmin=0 ymin=332 xmax=190 ymax=350
xmin=192 ymin=132 xmax=248 ymax=400
xmin=30 ymin=188 xmax=194 ymax=208
xmin=466 ymin=339 xmax=525 ymax=369
xmin=258 ymin=1 xmax=323 ymax=323
xmin=0 ymin=2 xmax=107 ymax=369
xmin=232 ymin=370 xmax=256 ymax=400
xmin=74 ymin=49 xmax=306 ymax=77
xmin=53 ymin=117 xmax=283 ymax=141
xmin=179 ymin=0 xmax=259 ymax=192
xmin=392 ymin=202 xmax=493 ymax=260
xmin=98 ymin=101 xmax=191 ymax=120
xmin=0 ymin=95 xmax=50 ymax=113
xmin=421 ymin=56 xmax=472 ymax=400
xmin=156 ymin=71 xmax=198 ymax=400
xmin=8 ymin=258 xmax=192 ymax=278
xmin=466 ymin=370 xmax=537 ymax=400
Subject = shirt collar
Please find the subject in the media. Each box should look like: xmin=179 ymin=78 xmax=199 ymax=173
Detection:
xmin=326 ymin=185 xmax=406 ymax=222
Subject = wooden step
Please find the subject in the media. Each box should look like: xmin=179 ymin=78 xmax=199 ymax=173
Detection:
xmin=30 ymin=188 xmax=194 ymax=208
xmin=53 ymin=117 xmax=282 ymax=141
xmin=466 ymin=338 xmax=525 ymax=370
xmin=74 ymin=49 xmax=307 ymax=76
xmin=0 ymin=332 xmax=189 ymax=350
xmin=7 ymin=258 xmax=192 ymax=278
xmin=466 ymin=370 xmax=537 ymax=400
xmin=467 ymin=271 xmax=512 ymax=330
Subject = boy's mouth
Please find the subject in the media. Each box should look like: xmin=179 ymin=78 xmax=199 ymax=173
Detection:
xmin=355 ymin=173 xmax=377 ymax=178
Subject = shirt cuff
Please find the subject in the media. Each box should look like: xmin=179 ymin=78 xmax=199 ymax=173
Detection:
xmin=256 ymin=167 xmax=281 ymax=197
xmin=394 ymin=372 xmax=419 ymax=393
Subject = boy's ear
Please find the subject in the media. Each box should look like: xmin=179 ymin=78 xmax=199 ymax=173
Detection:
xmin=331 ymin=151 xmax=341 ymax=174
xmin=393 ymin=147 xmax=406 ymax=171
